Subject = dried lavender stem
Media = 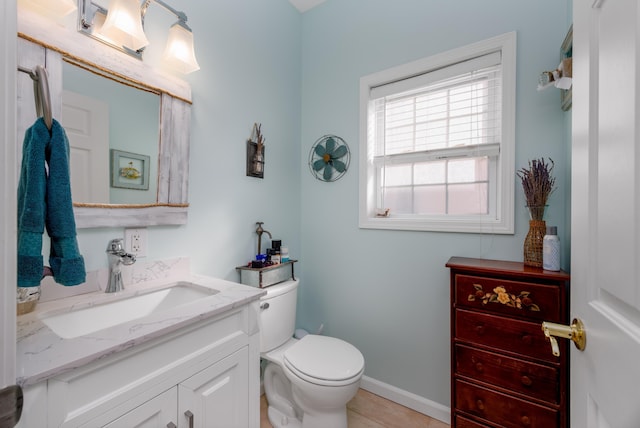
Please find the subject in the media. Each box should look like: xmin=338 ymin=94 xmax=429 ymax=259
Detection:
xmin=517 ymin=158 xmax=556 ymax=219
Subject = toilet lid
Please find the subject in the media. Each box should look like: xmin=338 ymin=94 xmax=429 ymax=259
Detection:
xmin=283 ymin=335 xmax=364 ymax=383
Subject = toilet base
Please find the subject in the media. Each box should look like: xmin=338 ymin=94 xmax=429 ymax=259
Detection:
xmin=268 ymin=406 xmax=302 ymax=428
xmin=301 ymin=409 xmax=348 ymax=428
xmin=267 ymin=404 xmax=347 ymax=428
xmin=263 ymin=360 xmax=353 ymax=428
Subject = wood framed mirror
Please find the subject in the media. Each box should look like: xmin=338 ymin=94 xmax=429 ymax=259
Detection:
xmin=17 ymin=9 xmax=192 ymax=228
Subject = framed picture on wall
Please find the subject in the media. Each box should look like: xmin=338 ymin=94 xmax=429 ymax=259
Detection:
xmin=110 ymin=149 xmax=150 ymax=190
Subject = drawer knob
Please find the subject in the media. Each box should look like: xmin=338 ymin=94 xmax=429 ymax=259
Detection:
xmin=521 ymin=415 xmax=531 ymax=426
xmin=521 ymin=334 xmax=533 ymax=345
xmin=475 ymin=325 xmax=486 ymax=335
xmin=475 ymin=362 xmax=484 ymax=373
xmin=520 ymin=375 xmax=533 ymax=386
xmin=476 ymin=399 xmax=485 ymax=411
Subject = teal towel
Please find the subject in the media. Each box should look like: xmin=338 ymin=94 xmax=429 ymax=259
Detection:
xmin=18 ymin=118 xmax=86 ymax=287
xmin=17 ymin=120 xmax=46 ymax=287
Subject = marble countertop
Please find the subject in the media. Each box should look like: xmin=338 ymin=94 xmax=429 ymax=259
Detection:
xmin=16 ymin=274 xmax=265 ymax=387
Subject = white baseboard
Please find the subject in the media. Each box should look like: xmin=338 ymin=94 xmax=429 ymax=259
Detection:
xmin=360 ymin=375 xmax=451 ymax=424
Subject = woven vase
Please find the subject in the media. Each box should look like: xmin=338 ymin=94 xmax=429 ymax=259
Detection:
xmin=524 ymin=219 xmax=546 ymax=267
xmin=523 ymin=205 xmax=547 ymax=267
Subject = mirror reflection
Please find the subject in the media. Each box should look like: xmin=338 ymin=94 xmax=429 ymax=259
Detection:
xmin=62 ymin=60 xmax=160 ymax=205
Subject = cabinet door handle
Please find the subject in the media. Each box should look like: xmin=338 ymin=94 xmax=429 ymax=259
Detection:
xmin=167 ymin=423 xmax=177 ymax=428
xmin=185 ymin=410 xmax=194 ymax=428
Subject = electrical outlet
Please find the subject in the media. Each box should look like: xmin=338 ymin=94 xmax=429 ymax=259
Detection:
xmin=125 ymin=228 xmax=147 ymax=257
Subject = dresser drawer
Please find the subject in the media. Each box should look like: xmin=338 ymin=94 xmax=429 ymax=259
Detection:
xmin=455 ymin=379 xmax=559 ymax=428
xmin=455 ymin=344 xmax=560 ymax=404
xmin=455 ymin=415 xmax=493 ymax=428
xmin=454 ymin=274 xmax=562 ymax=322
xmin=455 ymin=309 xmax=564 ymax=364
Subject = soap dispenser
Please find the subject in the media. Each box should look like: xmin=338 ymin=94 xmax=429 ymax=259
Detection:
xmin=543 ymin=226 xmax=560 ymax=271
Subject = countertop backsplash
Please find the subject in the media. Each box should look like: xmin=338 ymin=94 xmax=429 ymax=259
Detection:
xmin=38 ymin=257 xmax=191 ymax=303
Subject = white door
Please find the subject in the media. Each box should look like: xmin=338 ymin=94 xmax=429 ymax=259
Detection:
xmin=0 ymin=0 xmax=17 ymax=392
xmin=61 ymin=90 xmax=110 ymax=204
xmin=571 ymin=0 xmax=640 ymax=427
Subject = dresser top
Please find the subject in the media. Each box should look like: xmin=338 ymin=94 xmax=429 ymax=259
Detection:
xmin=446 ymin=256 xmax=570 ymax=281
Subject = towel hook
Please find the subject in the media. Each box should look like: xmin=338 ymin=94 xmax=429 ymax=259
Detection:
xmin=17 ymin=65 xmax=53 ymax=130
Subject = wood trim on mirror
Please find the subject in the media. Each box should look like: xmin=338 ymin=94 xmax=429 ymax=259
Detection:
xmin=17 ymin=8 xmax=192 ymax=229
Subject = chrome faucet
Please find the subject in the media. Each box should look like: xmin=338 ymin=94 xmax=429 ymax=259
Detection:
xmin=105 ymin=238 xmax=136 ymax=293
xmin=256 ymin=222 xmax=272 ymax=255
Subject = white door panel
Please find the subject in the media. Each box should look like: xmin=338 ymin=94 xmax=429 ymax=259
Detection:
xmin=179 ymin=347 xmax=249 ymax=428
xmin=61 ymin=90 xmax=109 ymax=204
xmin=1 ymin=0 xmax=17 ymax=391
xmin=572 ymin=0 xmax=640 ymax=426
xmin=101 ymin=388 xmax=177 ymax=428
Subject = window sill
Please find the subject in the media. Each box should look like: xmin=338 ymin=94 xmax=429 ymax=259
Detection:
xmin=358 ymin=215 xmax=514 ymax=234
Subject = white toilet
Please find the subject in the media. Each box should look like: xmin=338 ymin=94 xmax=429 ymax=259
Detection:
xmin=259 ymin=279 xmax=364 ymax=428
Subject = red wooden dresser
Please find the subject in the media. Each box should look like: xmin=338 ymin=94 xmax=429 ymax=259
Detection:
xmin=446 ymin=257 xmax=570 ymax=428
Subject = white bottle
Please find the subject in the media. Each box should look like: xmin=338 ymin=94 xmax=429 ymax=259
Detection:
xmin=543 ymin=226 xmax=560 ymax=271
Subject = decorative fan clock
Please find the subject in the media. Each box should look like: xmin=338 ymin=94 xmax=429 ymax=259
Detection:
xmin=308 ymin=135 xmax=350 ymax=182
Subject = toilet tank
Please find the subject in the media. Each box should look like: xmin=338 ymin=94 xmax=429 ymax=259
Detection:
xmin=259 ymin=279 xmax=299 ymax=353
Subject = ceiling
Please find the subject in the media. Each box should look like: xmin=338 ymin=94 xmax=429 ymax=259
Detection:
xmin=288 ymin=0 xmax=326 ymax=13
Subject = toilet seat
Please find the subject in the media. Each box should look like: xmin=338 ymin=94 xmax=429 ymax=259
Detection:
xmin=283 ymin=335 xmax=364 ymax=387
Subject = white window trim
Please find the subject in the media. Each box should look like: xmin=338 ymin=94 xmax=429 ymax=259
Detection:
xmin=358 ymin=32 xmax=516 ymax=234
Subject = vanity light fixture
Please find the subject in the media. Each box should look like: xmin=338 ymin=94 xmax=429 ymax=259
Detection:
xmin=162 ymin=20 xmax=200 ymax=74
xmin=99 ymin=0 xmax=149 ymax=51
xmin=78 ymin=0 xmax=200 ymax=74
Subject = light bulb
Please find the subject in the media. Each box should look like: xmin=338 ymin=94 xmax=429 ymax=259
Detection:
xmin=99 ymin=0 xmax=149 ymax=51
xmin=162 ymin=22 xmax=200 ymax=74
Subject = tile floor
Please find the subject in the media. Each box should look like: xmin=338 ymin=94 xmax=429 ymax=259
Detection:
xmin=260 ymin=389 xmax=450 ymax=428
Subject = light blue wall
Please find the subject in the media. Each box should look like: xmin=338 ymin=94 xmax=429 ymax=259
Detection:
xmin=54 ymin=0 xmax=571 ymax=412
xmin=298 ymin=0 xmax=571 ymax=406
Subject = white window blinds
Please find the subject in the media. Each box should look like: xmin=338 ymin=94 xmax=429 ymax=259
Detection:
xmin=370 ymin=51 xmax=502 ymax=159
xmin=368 ymin=51 xmax=503 ymax=217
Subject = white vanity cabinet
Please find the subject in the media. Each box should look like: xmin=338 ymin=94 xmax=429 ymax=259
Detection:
xmin=103 ymin=347 xmax=248 ymax=428
xmin=18 ymin=303 xmax=260 ymax=428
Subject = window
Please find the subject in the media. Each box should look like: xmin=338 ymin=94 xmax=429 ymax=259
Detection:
xmin=359 ymin=32 xmax=516 ymax=233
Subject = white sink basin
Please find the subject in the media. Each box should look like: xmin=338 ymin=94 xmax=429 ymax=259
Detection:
xmin=40 ymin=282 xmax=218 ymax=339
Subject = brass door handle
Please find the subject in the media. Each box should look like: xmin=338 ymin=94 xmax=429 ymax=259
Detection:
xmin=541 ymin=318 xmax=586 ymax=356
